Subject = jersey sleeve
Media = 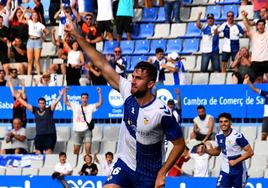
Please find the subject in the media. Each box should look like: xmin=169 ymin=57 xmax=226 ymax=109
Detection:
xmin=237 ymin=24 xmax=244 ymax=35
xmin=217 ymin=23 xmax=225 ymax=32
xmin=214 ymin=135 xmax=219 ymax=148
xmin=161 ymin=110 xmax=183 ymax=141
xmin=119 ymin=76 xmax=131 ymax=101
xmin=236 ymin=132 xmax=249 ymax=148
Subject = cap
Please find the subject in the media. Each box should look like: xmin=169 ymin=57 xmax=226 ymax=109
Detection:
xmin=207 ymin=13 xmax=214 ymax=19
xmin=168 ymin=52 xmax=179 ymax=61
xmin=167 ymin=99 xmax=175 ymax=105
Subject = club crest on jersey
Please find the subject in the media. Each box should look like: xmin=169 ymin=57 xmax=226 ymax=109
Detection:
xmin=131 ymin=107 xmax=135 ymax=114
xmin=128 ymin=118 xmax=132 ymax=125
xmin=227 ymin=140 xmax=232 ymax=145
xmin=144 ymin=117 xmax=149 ymax=125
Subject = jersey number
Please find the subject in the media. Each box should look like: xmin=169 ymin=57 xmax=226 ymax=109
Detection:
xmin=112 ymin=167 xmax=121 ymax=175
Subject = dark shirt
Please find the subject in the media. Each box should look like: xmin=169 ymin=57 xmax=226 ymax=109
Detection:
xmin=0 ymin=26 xmax=9 ymax=51
xmin=34 ymin=3 xmax=45 ymax=25
xmin=0 ymin=80 xmax=6 ymax=86
xmin=89 ymin=72 xmax=107 ymax=85
xmin=13 ymin=97 xmax=27 ymax=128
xmin=32 ymin=106 xmax=56 ymax=135
xmin=10 ymin=22 xmax=28 ymax=44
xmin=80 ymin=163 xmax=98 ymax=176
xmin=11 ymin=45 xmax=28 ymax=63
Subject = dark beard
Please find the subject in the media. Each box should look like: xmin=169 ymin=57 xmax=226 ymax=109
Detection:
xmin=199 ymin=114 xmax=206 ymax=120
xmin=132 ymin=90 xmax=147 ymax=99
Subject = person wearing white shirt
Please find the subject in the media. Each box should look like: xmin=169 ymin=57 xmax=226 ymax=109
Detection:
xmin=64 ymin=87 xmax=103 ymax=155
xmin=94 ymin=151 xmax=115 ymax=177
xmin=53 ymin=152 xmax=72 ymax=188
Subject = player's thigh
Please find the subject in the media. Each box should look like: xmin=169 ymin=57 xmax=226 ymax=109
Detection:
xmin=104 ymin=184 xmax=122 ymax=188
xmin=232 ymin=173 xmax=247 ymax=188
xmin=217 ymin=171 xmax=232 ymax=188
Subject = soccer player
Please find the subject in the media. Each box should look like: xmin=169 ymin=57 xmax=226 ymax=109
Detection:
xmin=64 ymin=18 xmax=185 ymax=188
xmin=205 ymin=112 xmax=254 ymax=188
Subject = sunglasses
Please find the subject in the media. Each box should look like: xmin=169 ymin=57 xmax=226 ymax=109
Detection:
xmin=114 ymin=50 xmax=121 ymax=53
xmin=86 ymin=17 xmax=92 ymax=20
xmin=11 ymin=71 xmax=17 ymax=74
xmin=227 ymin=15 xmax=234 ymax=17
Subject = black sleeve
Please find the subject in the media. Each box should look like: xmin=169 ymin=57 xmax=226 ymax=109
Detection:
xmin=80 ymin=164 xmax=87 ymax=175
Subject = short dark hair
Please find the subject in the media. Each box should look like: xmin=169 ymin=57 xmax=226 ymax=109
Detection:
xmin=218 ymin=112 xmax=232 ymax=121
xmin=134 ymin=61 xmax=157 ymax=82
xmin=59 ymin=152 xmax=66 ymax=158
xmin=256 ymin=19 xmax=266 ymax=26
xmin=38 ymin=97 xmax=46 ymax=103
xmin=105 ymin=152 xmax=113 ymax=158
xmin=227 ymin=11 xmax=234 ymax=16
xmin=84 ymin=154 xmax=92 ymax=161
xmin=155 ymin=48 xmax=164 ymax=54
xmin=81 ymin=93 xmax=88 ymax=97
xmin=197 ymin=105 xmax=205 ymax=110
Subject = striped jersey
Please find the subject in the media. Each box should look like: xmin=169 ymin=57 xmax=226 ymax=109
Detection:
xmin=201 ymin=24 xmax=219 ymax=53
xmin=117 ymin=77 xmax=183 ymax=177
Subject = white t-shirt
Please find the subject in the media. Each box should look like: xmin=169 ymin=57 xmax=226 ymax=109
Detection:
xmin=70 ymin=103 xmax=97 ymax=132
xmin=54 ymin=162 xmax=72 ymax=174
xmin=67 ymin=50 xmax=81 ymax=65
xmin=11 ymin=128 xmax=27 ymax=150
xmin=27 ymin=20 xmax=45 ymax=37
xmin=0 ymin=7 xmax=10 ymax=28
xmin=102 ymin=161 xmax=114 ymax=176
xmin=97 ymin=0 xmax=113 ymax=21
xmin=191 ymin=153 xmax=210 ymax=177
xmin=251 ymin=31 xmax=268 ymax=62
xmin=193 ymin=114 xmax=214 ymax=135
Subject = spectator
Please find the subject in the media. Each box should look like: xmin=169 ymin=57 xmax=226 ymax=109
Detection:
xmin=79 ymin=154 xmax=98 ymax=176
xmin=96 ymin=0 xmax=113 ymax=41
xmin=20 ymin=10 xmax=49 ymax=75
xmin=7 ymin=68 xmax=22 ymax=86
xmin=33 ymin=72 xmax=57 ymax=86
xmin=167 ymin=88 xmax=182 ymax=124
xmin=231 ymin=47 xmax=254 ymax=84
xmin=250 ymin=0 xmax=268 ymax=19
xmin=75 ymin=13 xmax=102 ymax=48
xmin=205 ymin=112 xmax=253 ymax=188
xmin=2 ymin=118 xmax=28 ymax=154
xmin=242 ymin=11 xmax=268 ymax=83
xmin=161 ymin=52 xmax=186 ymax=85
xmin=53 ymin=152 xmax=72 ymax=188
xmin=252 ymin=7 xmax=268 ymax=31
xmin=190 ymin=143 xmax=211 ymax=177
xmin=190 ymin=105 xmax=215 ymax=142
xmin=32 ymin=0 xmax=45 ymax=25
xmin=0 ymin=69 xmax=6 ymax=86
xmin=15 ymin=88 xmax=64 ymax=154
xmin=0 ymin=15 xmax=10 ymax=75
xmin=9 ymin=7 xmax=28 ymax=44
xmin=8 ymin=78 xmax=27 ymax=128
xmin=0 ymin=0 xmax=11 ymax=28
xmin=116 ymin=0 xmax=134 ymax=41
xmin=109 ymin=47 xmax=127 ymax=78
xmin=64 ymin=88 xmax=103 ymax=154
xmin=164 ymin=0 xmax=181 ymax=23
xmin=148 ymin=47 xmax=167 ymax=85
xmin=196 ymin=13 xmax=220 ymax=72
xmin=85 ymin=63 xmax=108 ymax=86
xmin=94 ymin=151 xmax=114 ymax=177
xmin=6 ymin=37 xmax=27 ymax=75
xmin=216 ymin=11 xmax=244 ymax=72
xmin=168 ymin=146 xmax=190 ymax=176
xmin=49 ymin=0 xmax=61 ymax=25
xmin=245 ymin=75 xmax=268 ymax=140
xmin=65 ymin=40 xmax=85 ymax=86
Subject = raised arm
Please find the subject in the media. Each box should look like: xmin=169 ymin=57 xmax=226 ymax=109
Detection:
xmin=8 ymin=79 xmax=15 ymax=96
xmin=241 ymin=11 xmax=252 ymax=38
xmin=63 ymin=87 xmax=71 ymax=107
xmin=174 ymin=88 xmax=181 ymax=110
xmin=64 ymin=19 xmax=120 ymax=91
xmin=95 ymin=88 xmax=103 ymax=109
xmin=196 ymin=12 xmax=203 ymax=29
xmin=15 ymin=91 xmax=33 ymax=112
xmin=50 ymin=88 xmax=64 ymax=111
xmin=244 ymin=75 xmax=260 ymax=93
xmin=205 ymin=145 xmax=221 ymax=156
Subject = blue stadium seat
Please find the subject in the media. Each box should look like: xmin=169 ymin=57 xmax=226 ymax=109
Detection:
xmin=156 ymin=7 xmax=166 ymax=22
xmin=120 ymin=41 xmax=135 ymax=55
xmin=206 ymin=5 xmax=222 ymax=20
xmin=125 ymin=56 xmax=132 ymax=71
xmin=133 ymin=40 xmax=150 ymax=55
xmin=182 ymin=0 xmax=193 ymax=5
xmin=128 ymin=56 xmax=149 ymax=72
xmin=217 ymin=0 xmax=241 ymax=5
xmin=134 ymin=23 xmax=155 ymax=39
xmin=221 ymin=5 xmax=238 ymax=19
xmin=142 ymin=7 xmax=158 ymax=22
xmin=166 ymin=39 xmax=183 ymax=54
xmin=103 ymin=41 xmax=119 ymax=54
xmin=149 ymin=40 xmax=167 ymax=54
xmin=123 ymin=24 xmax=140 ymax=39
xmin=181 ymin=39 xmax=200 ymax=54
xmin=184 ymin=22 xmax=202 ymax=38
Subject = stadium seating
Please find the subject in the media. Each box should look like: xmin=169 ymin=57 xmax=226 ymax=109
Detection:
xmin=156 ymin=7 xmax=166 ymax=22
xmin=166 ymin=39 xmax=183 ymax=54
xmin=209 ymin=73 xmax=226 ymax=85
xmin=142 ymin=7 xmax=158 ymax=22
xmin=120 ymin=40 xmax=135 ymax=55
xmin=184 ymin=22 xmax=202 ymax=38
xmin=206 ymin=5 xmax=222 ymax=20
xmin=221 ymin=5 xmax=238 ymax=19
xmin=151 ymin=23 xmax=170 ymax=39
xmin=192 ymin=72 xmax=209 ymax=85
xmin=103 ymin=41 xmax=119 ymax=54
xmin=22 ymin=168 xmax=39 ymax=176
xmin=133 ymin=40 xmax=151 ymax=55
xmin=168 ymin=23 xmax=187 ymax=38
xmin=135 ymin=23 xmax=155 ymax=39
xmin=128 ymin=56 xmax=148 ymax=72
xmin=149 ymin=39 xmax=167 ymax=54
xmin=181 ymin=39 xmax=200 ymax=54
